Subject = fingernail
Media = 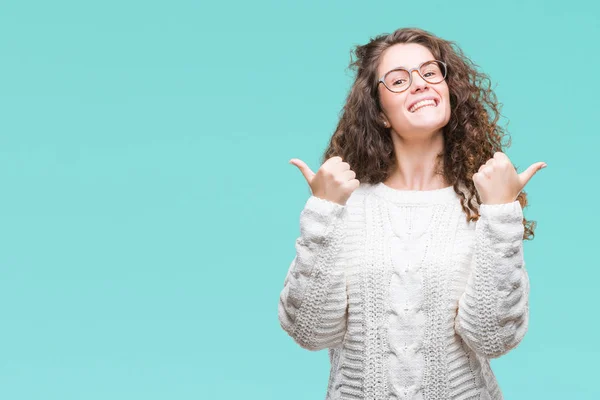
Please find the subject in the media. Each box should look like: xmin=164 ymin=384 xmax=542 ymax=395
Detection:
xmin=541 ymin=163 xmax=547 ymax=169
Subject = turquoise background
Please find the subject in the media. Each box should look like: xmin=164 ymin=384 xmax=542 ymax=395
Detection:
xmin=0 ymin=0 xmax=597 ymax=398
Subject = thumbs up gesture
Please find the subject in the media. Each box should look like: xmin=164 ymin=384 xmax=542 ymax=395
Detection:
xmin=289 ymin=156 xmax=360 ymax=206
xmin=473 ymin=152 xmax=547 ymax=205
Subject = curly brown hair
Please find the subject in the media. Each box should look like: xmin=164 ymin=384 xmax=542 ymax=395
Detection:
xmin=322 ymin=27 xmax=536 ymax=240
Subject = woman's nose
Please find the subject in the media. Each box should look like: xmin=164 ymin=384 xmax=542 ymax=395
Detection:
xmin=410 ymin=70 xmax=429 ymax=92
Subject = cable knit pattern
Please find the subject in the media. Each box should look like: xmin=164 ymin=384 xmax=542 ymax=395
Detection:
xmin=454 ymin=201 xmax=530 ymax=359
xmin=278 ymin=182 xmax=530 ymax=399
xmin=278 ymin=195 xmax=350 ymax=351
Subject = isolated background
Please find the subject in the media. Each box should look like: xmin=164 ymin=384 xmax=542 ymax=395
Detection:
xmin=0 ymin=0 xmax=598 ymax=399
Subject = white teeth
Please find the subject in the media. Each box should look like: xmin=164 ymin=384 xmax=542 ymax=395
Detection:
xmin=409 ymin=99 xmax=437 ymax=113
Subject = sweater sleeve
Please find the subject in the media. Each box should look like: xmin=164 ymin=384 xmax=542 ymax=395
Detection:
xmin=278 ymin=195 xmax=349 ymax=351
xmin=454 ymin=200 xmax=530 ymax=359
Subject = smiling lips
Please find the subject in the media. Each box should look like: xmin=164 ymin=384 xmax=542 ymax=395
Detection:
xmin=408 ymin=98 xmax=439 ymax=113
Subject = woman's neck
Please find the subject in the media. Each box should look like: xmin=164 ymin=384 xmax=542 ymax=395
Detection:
xmin=386 ymin=131 xmax=447 ymax=191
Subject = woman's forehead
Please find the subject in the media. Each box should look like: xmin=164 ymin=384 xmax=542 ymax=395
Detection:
xmin=378 ymin=43 xmax=435 ymax=74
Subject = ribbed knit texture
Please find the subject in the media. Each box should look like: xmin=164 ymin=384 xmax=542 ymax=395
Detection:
xmin=278 ymin=182 xmax=530 ymax=400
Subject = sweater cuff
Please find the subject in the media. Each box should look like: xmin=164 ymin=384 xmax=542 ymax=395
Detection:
xmin=299 ymin=196 xmax=347 ymax=246
xmin=305 ymin=195 xmax=346 ymax=215
xmin=479 ymin=200 xmax=523 ymax=223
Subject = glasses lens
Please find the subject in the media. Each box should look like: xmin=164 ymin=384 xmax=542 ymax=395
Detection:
xmin=419 ymin=61 xmax=446 ymax=84
xmin=384 ymin=69 xmax=410 ymax=92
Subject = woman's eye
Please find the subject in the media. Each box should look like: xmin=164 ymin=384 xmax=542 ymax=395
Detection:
xmin=393 ymin=79 xmax=405 ymax=85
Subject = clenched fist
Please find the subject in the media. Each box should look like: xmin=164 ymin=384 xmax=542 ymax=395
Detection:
xmin=289 ymin=156 xmax=360 ymax=206
xmin=473 ymin=151 xmax=547 ymax=205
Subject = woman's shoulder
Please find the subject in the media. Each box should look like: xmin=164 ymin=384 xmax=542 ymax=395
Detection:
xmin=345 ymin=182 xmax=378 ymax=208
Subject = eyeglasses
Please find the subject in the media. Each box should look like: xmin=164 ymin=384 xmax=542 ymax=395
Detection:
xmin=378 ymin=60 xmax=447 ymax=93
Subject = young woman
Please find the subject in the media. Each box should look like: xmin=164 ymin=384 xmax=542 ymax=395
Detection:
xmin=278 ymin=27 xmax=545 ymax=399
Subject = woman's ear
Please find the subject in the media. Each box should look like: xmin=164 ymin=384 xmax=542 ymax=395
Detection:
xmin=380 ymin=113 xmax=389 ymax=127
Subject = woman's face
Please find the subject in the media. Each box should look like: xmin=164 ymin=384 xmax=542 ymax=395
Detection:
xmin=377 ymin=43 xmax=451 ymax=138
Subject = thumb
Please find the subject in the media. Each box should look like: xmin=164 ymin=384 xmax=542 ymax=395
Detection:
xmin=518 ymin=162 xmax=547 ymax=189
xmin=289 ymin=158 xmax=315 ymax=186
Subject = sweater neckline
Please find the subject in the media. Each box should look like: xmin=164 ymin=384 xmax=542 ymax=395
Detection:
xmin=371 ymin=182 xmax=458 ymax=205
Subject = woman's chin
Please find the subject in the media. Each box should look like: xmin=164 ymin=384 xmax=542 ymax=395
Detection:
xmin=407 ymin=116 xmax=446 ymax=130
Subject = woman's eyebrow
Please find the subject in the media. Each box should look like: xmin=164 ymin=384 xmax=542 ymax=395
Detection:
xmin=390 ymin=60 xmax=435 ymax=70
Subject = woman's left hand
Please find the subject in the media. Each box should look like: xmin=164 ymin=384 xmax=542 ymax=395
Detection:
xmin=473 ymin=152 xmax=547 ymax=205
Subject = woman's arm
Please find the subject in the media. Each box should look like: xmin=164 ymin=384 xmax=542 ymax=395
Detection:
xmin=278 ymin=195 xmax=349 ymax=351
xmin=454 ymin=200 xmax=530 ymax=359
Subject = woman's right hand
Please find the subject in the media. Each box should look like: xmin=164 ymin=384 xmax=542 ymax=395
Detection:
xmin=289 ymin=156 xmax=360 ymax=206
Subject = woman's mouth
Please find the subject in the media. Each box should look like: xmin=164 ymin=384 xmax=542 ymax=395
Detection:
xmin=408 ymin=98 xmax=439 ymax=113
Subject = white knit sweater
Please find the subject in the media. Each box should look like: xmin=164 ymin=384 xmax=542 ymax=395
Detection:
xmin=278 ymin=181 xmax=530 ymax=400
